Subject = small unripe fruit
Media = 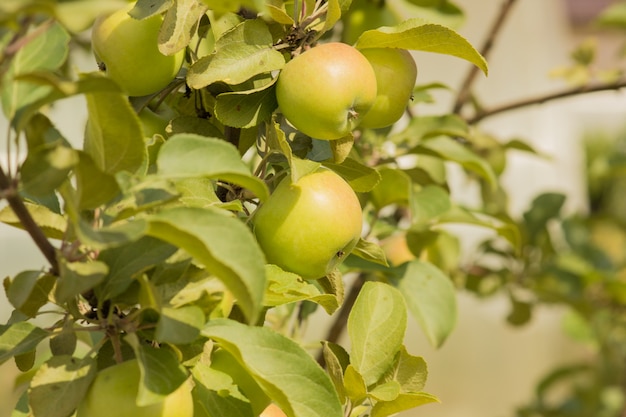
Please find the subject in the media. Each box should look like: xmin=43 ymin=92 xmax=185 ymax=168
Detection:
xmin=91 ymin=4 xmax=185 ymax=96
xmin=253 ymin=169 xmax=363 ymax=279
xmin=276 ymin=43 xmax=377 ymax=140
xmin=359 ymin=48 xmax=417 ymax=129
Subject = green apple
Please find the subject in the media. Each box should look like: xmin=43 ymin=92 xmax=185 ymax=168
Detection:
xmin=92 ymin=3 xmax=185 ymax=96
xmin=210 ymin=349 xmax=271 ymax=415
xmin=253 ymin=169 xmax=363 ymax=279
xmin=275 ymin=42 xmax=377 ymax=140
xmin=358 ymin=48 xmax=417 ymax=129
xmin=341 ymin=0 xmax=398 ymax=45
xmin=77 ymin=359 xmax=193 ymax=417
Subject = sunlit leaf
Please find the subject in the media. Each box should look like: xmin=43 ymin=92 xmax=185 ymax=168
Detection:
xmin=156 ymin=133 xmax=269 ymax=202
xmin=391 ymin=260 xmax=456 ymax=348
xmin=348 ymin=282 xmax=407 ymax=386
xmin=147 ymin=206 xmax=266 ymax=323
xmin=29 ymin=356 xmax=96 ymax=417
xmin=202 ymin=318 xmax=343 ymax=417
xmin=355 ymin=18 xmax=487 ymax=75
xmin=0 ymin=322 xmax=49 ymax=365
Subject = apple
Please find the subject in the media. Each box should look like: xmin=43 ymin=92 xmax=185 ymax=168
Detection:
xmin=91 ymin=3 xmax=185 ymax=97
xmin=358 ymin=48 xmax=417 ymax=129
xmin=275 ymin=42 xmax=377 ymax=140
xmin=261 ymin=404 xmax=288 ymax=417
xmin=76 ymin=359 xmax=193 ymax=417
xmin=253 ymin=169 xmax=363 ymax=279
xmin=380 ymin=233 xmax=415 ymax=267
xmin=341 ymin=0 xmax=398 ymax=45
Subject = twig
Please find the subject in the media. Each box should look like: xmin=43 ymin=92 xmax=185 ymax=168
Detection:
xmin=452 ymin=0 xmax=519 ymax=115
xmin=467 ymin=81 xmax=626 ymax=124
xmin=0 ymin=165 xmax=59 ymax=275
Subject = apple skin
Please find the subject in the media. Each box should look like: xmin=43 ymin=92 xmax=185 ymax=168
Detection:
xmin=380 ymin=233 xmax=415 ymax=267
xmin=358 ymin=48 xmax=417 ymax=129
xmin=76 ymin=359 xmax=193 ymax=417
xmin=253 ymin=169 xmax=363 ymax=279
xmin=261 ymin=404 xmax=288 ymax=417
xmin=341 ymin=0 xmax=398 ymax=45
xmin=275 ymin=43 xmax=377 ymax=140
xmin=92 ymin=4 xmax=185 ymax=97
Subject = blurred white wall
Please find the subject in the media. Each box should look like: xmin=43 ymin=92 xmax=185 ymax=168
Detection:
xmin=1 ymin=0 xmax=625 ymax=416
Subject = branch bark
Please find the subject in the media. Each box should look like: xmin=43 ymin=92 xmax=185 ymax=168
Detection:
xmin=467 ymin=81 xmax=626 ymax=124
xmin=452 ymin=0 xmax=520 ymax=115
xmin=0 ymin=165 xmax=59 ymax=275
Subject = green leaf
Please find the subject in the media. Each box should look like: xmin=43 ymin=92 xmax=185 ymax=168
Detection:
xmin=354 ymin=18 xmax=488 ymax=75
xmin=20 ymin=142 xmax=78 ymax=197
xmin=391 ymin=260 xmax=456 ymax=348
xmin=5 ymin=272 xmax=54 ymax=317
xmin=202 ymin=318 xmax=343 ymax=417
xmin=55 ymin=259 xmax=108 ymax=304
xmin=382 ymin=346 xmax=427 ymax=393
xmin=324 ymin=158 xmax=381 ymax=193
xmin=84 ymin=88 xmax=147 ymax=175
xmin=130 ymin=0 xmax=173 ymax=19
xmin=349 ymin=238 xmax=388 ymax=267
xmin=126 ymin=333 xmax=190 ymax=406
xmin=344 ymin=364 xmax=367 ymax=404
xmin=370 ymin=392 xmax=439 ymax=417
xmin=147 ymin=206 xmax=266 ymax=324
xmin=1 ymin=21 xmax=70 ymax=118
xmin=393 ymin=114 xmax=469 ymax=144
xmin=266 ymin=117 xmax=321 ymax=183
xmin=0 ymin=322 xmax=49 ymax=365
xmin=369 ymin=380 xmax=400 ymax=401
xmin=156 ymin=306 xmax=205 ymax=345
xmin=410 ymin=185 xmax=451 ymax=226
xmin=157 ymin=133 xmax=269 ymax=202
xmin=187 ymin=19 xmax=285 ymax=89
xmin=96 ymin=236 xmax=178 ymax=300
xmin=348 ymin=282 xmax=407 ymax=386
xmin=321 ymin=342 xmax=349 ymax=404
xmin=74 ymin=151 xmax=121 ymax=210
xmin=29 ymin=356 xmax=96 ymax=417
xmin=370 ymin=167 xmax=412 ymax=210
xmin=0 ymin=201 xmax=67 ymax=240
xmin=416 ymin=136 xmax=497 ymax=187
xmin=54 ymin=0 xmax=129 ymax=33
xmin=214 ymin=79 xmax=278 ymax=128
xmin=265 ymin=265 xmax=339 ymax=314
xmin=159 ymin=0 xmax=208 ymax=55
xmin=438 ymin=206 xmax=521 ymax=251
xmin=523 ymin=192 xmax=566 ymax=243
xmin=192 ymin=362 xmax=254 ymax=417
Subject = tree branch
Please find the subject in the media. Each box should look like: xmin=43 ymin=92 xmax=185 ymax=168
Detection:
xmin=467 ymin=81 xmax=626 ymax=124
xmin=452 ymin=0 xmax=520 ymax=115
xmin=0 ymin=165 xmax=59 ymax=275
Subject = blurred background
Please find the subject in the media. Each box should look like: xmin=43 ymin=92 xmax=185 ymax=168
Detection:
xmin=2 ymin=0 xmax=626 ymax=416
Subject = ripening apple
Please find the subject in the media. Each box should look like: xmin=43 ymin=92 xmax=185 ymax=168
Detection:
xmin=341 ymin=0 xmax=398 ymax=45
xmin=253 ymin=169 xmax=363 ymax=279
xmin=261 ymin=404 xmax=288 ymax=417
xmin=76 ymin=359 xmax=193 ymax=417
xmin=92 ymin=4 xmax=185 ymax=97
xmin=275 ymin=43 xmax=377 ymax=140
xmin=380 ymin=232 xmax=415 ymax=267
xmin=358 ymin=48 xmax=417 ymax=129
